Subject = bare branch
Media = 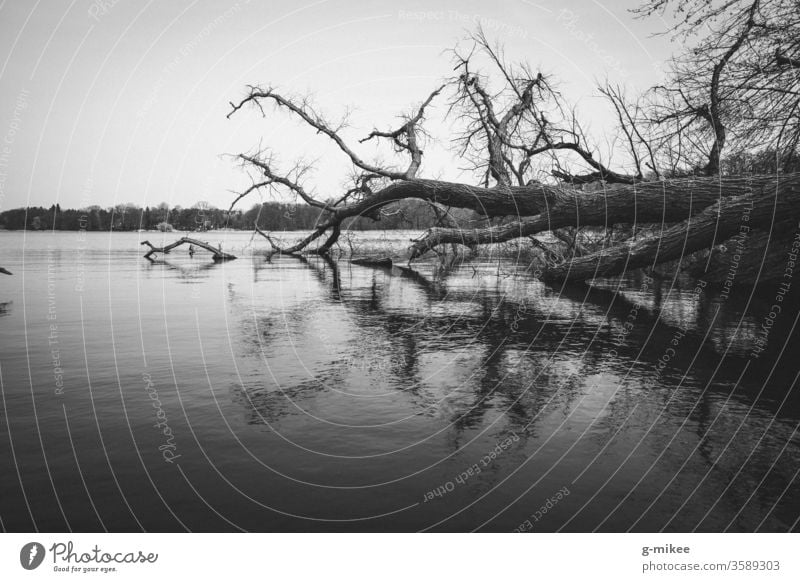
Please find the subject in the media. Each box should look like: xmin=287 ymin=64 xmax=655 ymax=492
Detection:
xmin=359 ymin=84 xmax=445 ymax=178
xmin=227 ymin=180 xmax=273 ymax=213
xmin=228 ymin=87 xmax=407 ymax=180
xmin=237 ymin=153 xmax=329 ymax=210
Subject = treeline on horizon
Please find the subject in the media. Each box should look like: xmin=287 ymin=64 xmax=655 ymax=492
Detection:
xmin=0 ymin=199 xmax=469 ymax=232
xmin=3 ymin=148 xmax=795 ymax=233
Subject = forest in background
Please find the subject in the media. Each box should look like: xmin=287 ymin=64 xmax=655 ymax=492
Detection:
xmin=0 ymin=198 xmax=471 ymax=232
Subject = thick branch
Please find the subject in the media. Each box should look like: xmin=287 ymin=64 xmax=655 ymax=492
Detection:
xmin=409 ymin=215 xmax=553 ymax=259
xmin=703 ymin=0 xmax=760 ymax=175
xmin=517 ymin=141 xmax=637 ymax=184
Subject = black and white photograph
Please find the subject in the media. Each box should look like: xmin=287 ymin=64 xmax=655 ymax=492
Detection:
xmin=0 ymin=0 xmax=799 ymax=576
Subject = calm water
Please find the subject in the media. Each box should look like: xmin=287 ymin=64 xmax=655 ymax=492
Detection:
xmin=0 ymin=230 xmax=798 ymax=532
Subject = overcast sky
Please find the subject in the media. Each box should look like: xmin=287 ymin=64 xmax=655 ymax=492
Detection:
xmin=0 ymin=0 xmax=675 ymax=212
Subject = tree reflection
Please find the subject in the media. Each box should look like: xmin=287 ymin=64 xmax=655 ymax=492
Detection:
xmin=228 ymin=256 xmax=800 ymax=448
xmin=217 ymin=256 xmax=800 ymax=530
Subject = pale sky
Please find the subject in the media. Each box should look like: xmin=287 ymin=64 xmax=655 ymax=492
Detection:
xmin=0 ymin=0 xmax=675 ymax=211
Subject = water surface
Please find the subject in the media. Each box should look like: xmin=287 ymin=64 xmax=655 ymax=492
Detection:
xmin=0 ymin=230 xmax=798 ymax=532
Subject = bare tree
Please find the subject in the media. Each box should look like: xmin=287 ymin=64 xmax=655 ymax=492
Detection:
xmin=640 ymin=0 xmax=800 ymax=174
xmin=148 ymin=6 xmax=800 ymax=284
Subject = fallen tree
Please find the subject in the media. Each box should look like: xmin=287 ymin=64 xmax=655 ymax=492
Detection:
xmin=147 ymin=1 xmax=800 ymax=286
xmin=543 ymin=177 xmax=800 ymax=281
xmin=407 ymin=175 xmax=791 ymax=259
xmin=242 ymin=170 xmax=800 ymax=284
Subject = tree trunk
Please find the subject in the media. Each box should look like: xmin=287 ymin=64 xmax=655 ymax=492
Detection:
xmin=408 ymin=174 xmax=798 ymax=263
xmin=543 ymin=184 xmax=800 ymax=281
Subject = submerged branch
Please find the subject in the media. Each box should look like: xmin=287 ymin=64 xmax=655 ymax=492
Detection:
xmin=140 ymin=237 xmax=237 ymax=261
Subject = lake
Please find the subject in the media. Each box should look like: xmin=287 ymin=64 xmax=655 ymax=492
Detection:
xmin=0 ymin=230 xmax=798 ymax=532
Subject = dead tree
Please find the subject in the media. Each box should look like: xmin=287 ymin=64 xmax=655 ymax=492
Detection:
xmin=640 ymin=0 xmax=800 ymax=175
xmin=147 ymin=6 xmax=800 ymax=285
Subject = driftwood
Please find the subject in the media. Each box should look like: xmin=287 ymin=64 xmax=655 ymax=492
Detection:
xmin=0 ymin=267 xmax=12 ymax=275
xmin=140 ymin=237 xmax=236 ymax=261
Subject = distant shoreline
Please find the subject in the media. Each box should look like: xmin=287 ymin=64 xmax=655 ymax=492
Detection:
xmin=0 ymin=200 xmax=455 ymax=232
xmin=0 ymin=227 xmax=412 ymax=233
